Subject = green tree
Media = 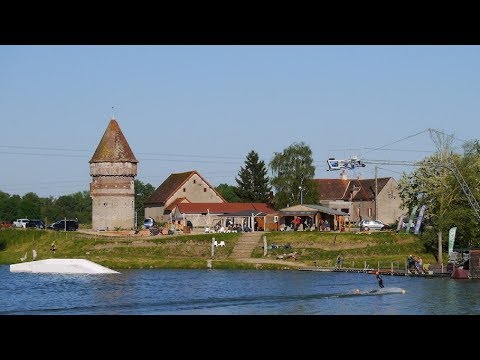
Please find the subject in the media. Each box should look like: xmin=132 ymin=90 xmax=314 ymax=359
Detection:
xmin=235 ymin=150 xmax=271 ymax=203
xmin=398 ymin=151 xmax=480 ymax=261
xmin=20 ymin=192 xmax=42 ymax=219
xmin=269 ymin=142 xmax=319 ymax=209
xmin=8 ymin=195 xmax=22 ymax=219
xmin=41 ymin=196 xmax=56 ymax=226
xmin=0 ymin=191 xmax=11 ymax=220
xmin=463 ymin=139 xmax=480 ymax=155
xmin=135 ymin=179 xmax=156 ymax=221
xmin=216 ymin=183 xmax=241 ymax=202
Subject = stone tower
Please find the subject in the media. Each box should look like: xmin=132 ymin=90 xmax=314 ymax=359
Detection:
xmin=89 ymin=118 xmax=138 ymax=230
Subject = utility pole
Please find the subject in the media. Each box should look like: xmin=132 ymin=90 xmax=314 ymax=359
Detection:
xmin=375 ymin=166 xmax=378 ymax=220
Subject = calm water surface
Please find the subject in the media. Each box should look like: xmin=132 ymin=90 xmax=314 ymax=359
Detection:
xmin=1 ymin=265 xmax=480 ymax=314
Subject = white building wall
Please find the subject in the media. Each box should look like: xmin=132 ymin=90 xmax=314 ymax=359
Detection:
xmin=376 ymin=178 xmax=405 ymax=225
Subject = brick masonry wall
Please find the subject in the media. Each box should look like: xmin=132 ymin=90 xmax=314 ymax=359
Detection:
xmin=90 ymin=162 xmax=136 ymax=230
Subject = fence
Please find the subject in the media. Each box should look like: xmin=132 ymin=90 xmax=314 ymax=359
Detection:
xmin=313 ymin=259 xmax=404 ymax=272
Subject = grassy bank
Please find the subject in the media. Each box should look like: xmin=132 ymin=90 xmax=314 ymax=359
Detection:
xmin=0 ymin=229 xmax=247 ymax=269
xmin=253 ymin=231 xmax=441 ymax=270
xmin=0 ymin=228 xmax=441 ymax=270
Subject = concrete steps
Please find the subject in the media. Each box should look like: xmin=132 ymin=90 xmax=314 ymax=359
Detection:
xmin=230 ymin=232 xmax=263 ymax=259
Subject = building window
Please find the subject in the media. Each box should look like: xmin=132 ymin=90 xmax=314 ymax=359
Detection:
xmin=204 ymin=188 xmax=207 ymax=192
xmin=104 ymin=202 xmax=107 ymax=206
xmin=183 ymin=188 xmax=186 ymax=192
xmin=341 ymin=208 xmax=349 ymax=214
xmin=193 ymin=179 xmax=196 ymax=184
xmin=368 ymin=208 xmax=372 ymax=217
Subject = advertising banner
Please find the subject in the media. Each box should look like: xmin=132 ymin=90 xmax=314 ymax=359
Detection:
xmin=448 ymin=227 xmax=457 ymax=254
xmin=414 ymin=205 xmax=427 ymax=235
xmin=405 ymin=205 xmax=418 ymax=234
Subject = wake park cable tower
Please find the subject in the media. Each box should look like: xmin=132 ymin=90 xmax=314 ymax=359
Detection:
xmin=326 ymin=128 xmax=480 ymax=224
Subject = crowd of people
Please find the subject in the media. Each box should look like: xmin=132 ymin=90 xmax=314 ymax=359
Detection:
xmin=281 ymin=216 xmax=335 ymax=232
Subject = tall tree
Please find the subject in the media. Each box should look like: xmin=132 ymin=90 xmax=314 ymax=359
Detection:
xmin=0 ymin=191 xmax=11 ymax=221
xmin=216 ymin=183 xmax=241 ymax=202
xmin=397 ymin=150 xmax=480 ymax=261
xmin=235 ymin=150 xmax=271 ymax=203
xmin=21 ymin=192 xmax=42 ymax=219
xmin=269 ymin=142 xmax=319 ymax=209
xmin=135 ymin=179 xmax=156 ymax=221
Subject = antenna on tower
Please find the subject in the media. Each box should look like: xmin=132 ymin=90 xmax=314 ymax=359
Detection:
xmin=111 ymin=106 xmax=115 ymax=120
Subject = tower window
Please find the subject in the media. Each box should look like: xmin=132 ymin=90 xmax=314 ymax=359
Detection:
xmin=204 ymin=188 xmax=207 ymax=192
xmin=104 ymin=203 xmax=107 ymax=206
xmin=193 ymin=179 xmax=196 ymax=184
xmin=183 ymin=188 xmax=186 ymax=192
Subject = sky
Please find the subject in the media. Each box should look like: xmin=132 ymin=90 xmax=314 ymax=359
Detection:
xmin=1 ymin=45 xmax=480 ymax=198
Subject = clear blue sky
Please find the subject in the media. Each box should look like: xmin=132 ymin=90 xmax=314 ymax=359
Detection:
xmin=1 ymin=45 xmax=479 ymax=198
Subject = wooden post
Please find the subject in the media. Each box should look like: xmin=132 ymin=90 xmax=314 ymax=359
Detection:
xmin=377 ymin=261 xmax=380 ymax=271
xmin=211 ymin=237 xmax=215 ymax=257
xmin=405 ymin=261 xmax=408 ymax=275
xmin=207 ymin=259 xmax=212 ymax=269
xmin=353 ymin=261 xmax=355 ymax=269
xmin=263 ymin=235 xmax=267 ymax=257
xmin=391 ymin=262 xmax=393 ymax=275
xmin=364 ymin=261 xmax=367 ymax=270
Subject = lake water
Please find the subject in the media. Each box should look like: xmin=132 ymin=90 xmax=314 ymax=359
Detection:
xmin=2 ymin=265 xmax=480 ymax=315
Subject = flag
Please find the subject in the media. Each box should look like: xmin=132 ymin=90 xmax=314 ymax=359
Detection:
xmin=414 ymin=205 xmax=427 ymax=235
xmin=405 ymin=205 xmax=418 ymax=234
xmin=448 ymin=227 xmax=457 ymax=254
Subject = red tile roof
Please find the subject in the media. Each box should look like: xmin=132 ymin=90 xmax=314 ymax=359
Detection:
xmin=90 ymin=119 xmax=138 ymax=163
xmin=314 ymin=179 xmax=350 ymax=200
xmin=176 ymin=202 xmax=275 ymax=214
xmin=349 ymin=178 xmax=391 ymax=201
xmin=315 ymin=177 xmax=392 ymax=201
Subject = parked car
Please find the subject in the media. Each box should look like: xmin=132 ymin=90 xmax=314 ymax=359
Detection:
xmin=13 ymin=218 xmax=29 ymax=228
xmin=358 ymin=219 xmax=390 ymax=231
xmin=26 ymin=219 xmax=45 ymax=229
xmin=143 ymin=217 xmax=156 ymax=229
xmin=47 ymin=219 xmax=79 ymax=231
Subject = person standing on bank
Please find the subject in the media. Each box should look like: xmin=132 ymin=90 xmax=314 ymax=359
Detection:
xmin=336 ymin=255 xmax=343 ymax=269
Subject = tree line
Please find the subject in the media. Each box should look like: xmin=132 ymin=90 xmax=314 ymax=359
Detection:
xmin=0 ymin=180 xmax=156 ymax=226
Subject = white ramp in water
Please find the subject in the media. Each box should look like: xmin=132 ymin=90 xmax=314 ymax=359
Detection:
xmin=10 ymin=259 xmax=120 ymax=274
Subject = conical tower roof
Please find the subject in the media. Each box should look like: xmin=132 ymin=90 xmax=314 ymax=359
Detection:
xmin=90 ymin=119 xmax=138 ymax=163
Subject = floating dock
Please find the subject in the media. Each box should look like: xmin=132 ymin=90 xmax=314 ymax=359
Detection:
xmin=299 ymin=266 xmax=451 ymax=277
xmin=10 ymin=259 xmax=120 ymax=274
